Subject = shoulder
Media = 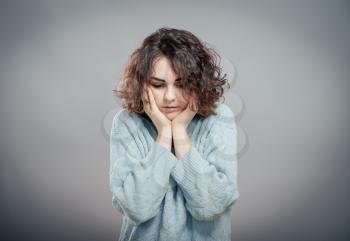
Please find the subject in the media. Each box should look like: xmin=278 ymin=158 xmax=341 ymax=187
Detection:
xmin=215 ymin=102 xmax=235 ymax=119
xmin=196 ymin=103 xmax=237 ymax=152
xmin=111 ymin=108 xmax=145 ymax=132
xmin=193 ymin=103 xmax=236 ymax=139
xmin=204 ymin=102 xmax=236 ymax=127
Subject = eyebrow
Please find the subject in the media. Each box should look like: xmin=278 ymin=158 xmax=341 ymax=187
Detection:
xmin=150 ymin=76 xmax=181 ymax=82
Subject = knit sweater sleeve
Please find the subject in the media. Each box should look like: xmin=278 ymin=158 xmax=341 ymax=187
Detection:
xmin=109 ymin=111 xmax=178 ymax=226
xmin=170 ymin=105 xmax=240 ymax=221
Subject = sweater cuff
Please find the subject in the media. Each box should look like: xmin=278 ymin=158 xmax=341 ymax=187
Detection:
xmin=170 ymin=145 xmax=209 ymax=189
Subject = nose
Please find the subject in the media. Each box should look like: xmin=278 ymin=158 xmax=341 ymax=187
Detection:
xmin=164 ymin=86 xmax=176 ymax=104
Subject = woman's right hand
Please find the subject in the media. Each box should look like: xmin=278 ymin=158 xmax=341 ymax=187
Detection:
xmin=142 ymin=85 xmax=172 ymax=150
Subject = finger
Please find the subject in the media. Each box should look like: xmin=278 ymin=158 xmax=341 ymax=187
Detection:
xmin=186 ymin=103 xmax=191 ymax=111
xmin=142 ymin=92 xmax=147 ymax=105
xmin=146 ymin=95 xmax=152 ymax=113
xmin=142 ymin=86 xmax=151 ymax=114
xmin=193 ymin=100 xmax=198 ymax=112
xmin=143 ymin=98 xmax=150 ymax=114
xmin=141 ymin=85 xmax=147 ymax=101
xmin=141 ymin=93 xmax=148 ymax=108
xmin=188 ymin=100 xmax=193 ymax=111
xmin=190 ymin=98 xmax=198 ymax=112
xmin=148 ymin=88 xmax=156 ymax=111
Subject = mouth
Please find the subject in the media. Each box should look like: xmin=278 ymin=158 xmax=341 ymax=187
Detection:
xmin=161 ymin=107 xmax=180 ymax=113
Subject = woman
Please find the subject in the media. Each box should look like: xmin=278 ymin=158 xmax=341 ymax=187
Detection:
xmin=110 ymin=27 xmax=240 ymax=241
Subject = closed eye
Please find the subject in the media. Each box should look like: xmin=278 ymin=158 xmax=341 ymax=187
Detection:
xmin=152 ymin=84 xmax=183 ymax=89
xmin=152 ymin=84 xmax=163 ymax=88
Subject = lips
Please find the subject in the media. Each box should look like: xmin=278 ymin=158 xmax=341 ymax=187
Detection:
xmin=161 ymin=107 xmax=179 ymax=113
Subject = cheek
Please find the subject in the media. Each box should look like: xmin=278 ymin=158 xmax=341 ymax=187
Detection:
xmin=180 ymin=97 xmax=190 ymax=108
xmin=151 ymin=89 xmax=162 ymax=105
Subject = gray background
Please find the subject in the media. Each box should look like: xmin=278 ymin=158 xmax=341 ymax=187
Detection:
xmin=1 ymin=0 xmax=349 ymax=241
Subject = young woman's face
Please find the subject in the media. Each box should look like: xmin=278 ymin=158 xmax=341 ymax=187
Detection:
xmin=147 ymin=56 xmax=190 ymax=121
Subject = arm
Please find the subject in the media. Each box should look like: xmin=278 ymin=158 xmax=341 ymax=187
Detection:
xmin=109 ymin=111 xmax=177 ymax=226
xmin=172 ymin=125 xmax=192 ymax=160
xmin=171 ymin=108 xmax=240 ymax=221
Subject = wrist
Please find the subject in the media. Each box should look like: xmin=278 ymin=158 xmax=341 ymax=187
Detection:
xmin=171 ymin=122 xmax=185 ymax=132
xmin=156 ymin=135 xmax=172 ymax=152
xmin=172 ymin=126 xmax=189 ymax=146
xmin=157 ymin=126 xmax=172 ymax=151
xmin=159 ymin=125 xmax=172 ymax=138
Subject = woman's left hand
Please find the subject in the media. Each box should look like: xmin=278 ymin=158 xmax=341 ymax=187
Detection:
xmin=172 ymin=98 xmax=198 ymax=129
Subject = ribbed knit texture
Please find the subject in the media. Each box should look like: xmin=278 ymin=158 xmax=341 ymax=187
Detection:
xmin=109 ymin=103 xmax=240 ymax=241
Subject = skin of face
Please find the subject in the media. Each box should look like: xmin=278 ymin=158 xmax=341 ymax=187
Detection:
xmin=148 ymin=56 xmax=190 ymax=121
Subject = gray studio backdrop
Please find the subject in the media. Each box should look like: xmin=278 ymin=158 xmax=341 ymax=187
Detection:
xmin=1 ymin=0 xmax=349 ymax=241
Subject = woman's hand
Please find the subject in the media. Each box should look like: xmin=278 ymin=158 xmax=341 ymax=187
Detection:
xmin=142 ymin=85 xmax=172 ymax=132
xmin=142 ymin=85 xmax=172 ymax=151
xmin=172 ymin=98 xmax=198 ymax=129
xmin=171 ymin=98 xmax=197 ymax=159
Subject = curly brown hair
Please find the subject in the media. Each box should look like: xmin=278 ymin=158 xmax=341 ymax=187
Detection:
xmin=112 ymin=27 xmax=231 ymax=118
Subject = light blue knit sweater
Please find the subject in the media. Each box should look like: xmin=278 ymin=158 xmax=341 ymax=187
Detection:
xmin=109 ymin=102 xmax=240 ymax=241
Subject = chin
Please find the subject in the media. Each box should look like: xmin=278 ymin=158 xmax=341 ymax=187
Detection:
xmin=164 ymin=111 xmax=180 ymax=121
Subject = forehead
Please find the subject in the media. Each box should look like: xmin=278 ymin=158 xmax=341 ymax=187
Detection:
xmin=150 ymin=56 xmax=180 ymax=82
